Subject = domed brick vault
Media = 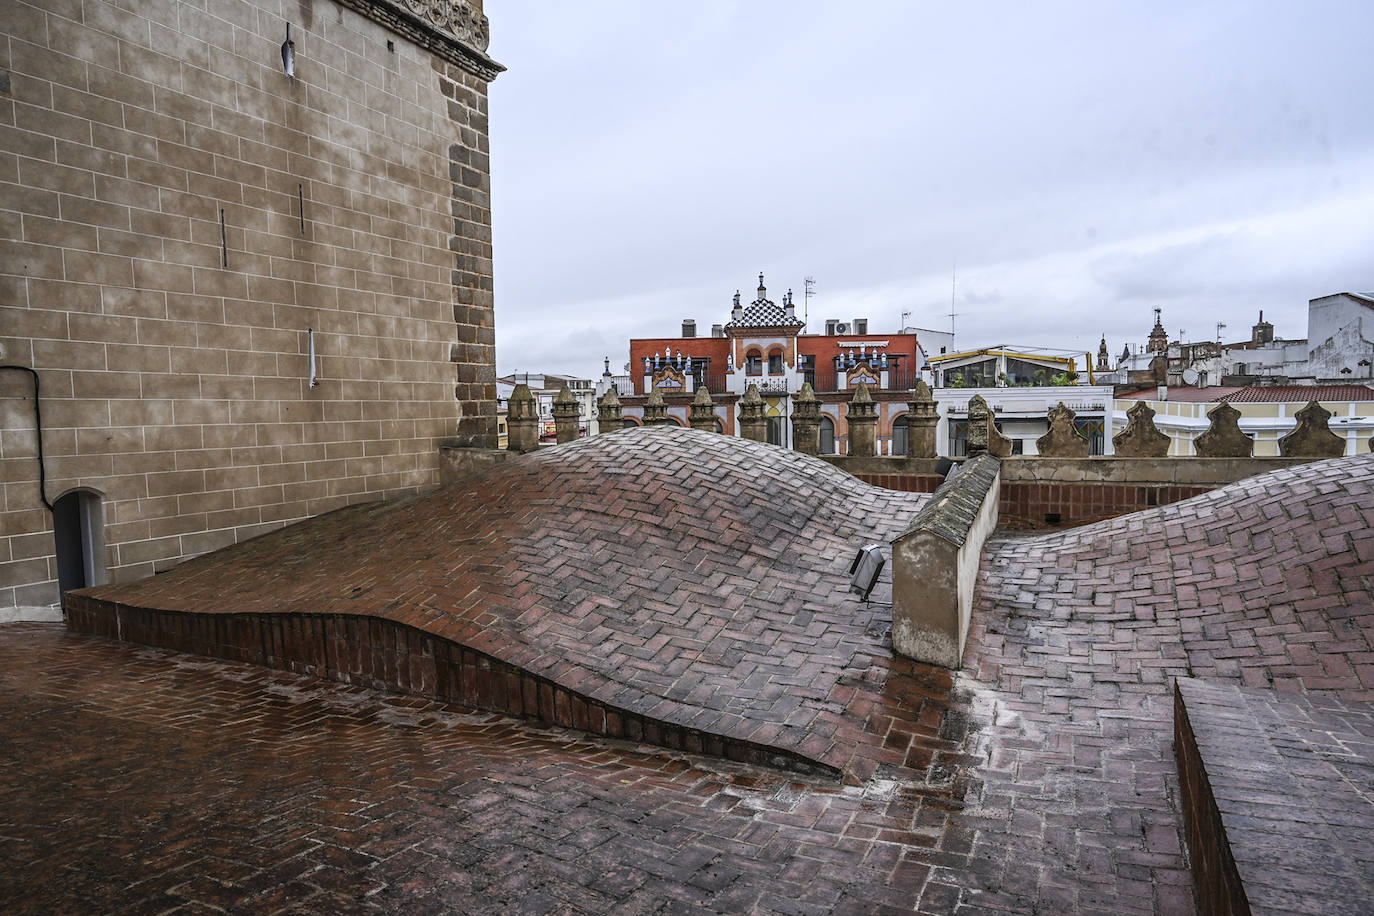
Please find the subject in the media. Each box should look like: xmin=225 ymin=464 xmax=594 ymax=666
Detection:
xmin=69 ymin=426 xmax=941 ymax=782
xmin=69 ymin=429 xmax=1374 ymax=793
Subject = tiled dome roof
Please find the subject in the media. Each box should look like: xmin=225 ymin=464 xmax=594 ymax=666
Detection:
xmin=724 ymin=274 xmax=805 ymax=330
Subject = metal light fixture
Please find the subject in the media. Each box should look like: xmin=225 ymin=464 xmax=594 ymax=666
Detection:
xmin=848 ymin=545 xmax=885 ymax=601
xmin=281 ymin=24 xmax=295 ymax=77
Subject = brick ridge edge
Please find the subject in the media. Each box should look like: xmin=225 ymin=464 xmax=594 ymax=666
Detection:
xmin=899 ymin=453 xmax=1001 ymax=547
xmin=64 ymin=594 xmax=839 ymax=780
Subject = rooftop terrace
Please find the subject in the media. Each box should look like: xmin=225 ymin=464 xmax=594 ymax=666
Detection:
xmin=8 ymin=431 xmax=1373 ymax=913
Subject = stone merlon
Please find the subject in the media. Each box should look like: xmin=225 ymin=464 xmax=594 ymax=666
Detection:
xmin=890 ymin=453 xmax=1002 ymax=668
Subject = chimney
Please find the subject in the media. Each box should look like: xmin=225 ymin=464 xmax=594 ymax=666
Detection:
xmin=682 ymin=319 xmax=696 ymax=338
xmin=731 ymin=290 xmax=742 ymax=322
xmin=711 ymin=324 xmax=725 ymax=338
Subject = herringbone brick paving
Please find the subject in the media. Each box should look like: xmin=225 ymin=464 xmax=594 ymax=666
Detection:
xmin=77 ymin=427 xmax=937 ymax=780
xmin=1174 ymin=679 xmax=1374 ymax=916
xmin=10 ymin=447 xmax=1370 ymax=913
xmin=1 ymin=625 xmax=990 ymax=915
xmin=958 ymin=453 xmax=1373 ymax=915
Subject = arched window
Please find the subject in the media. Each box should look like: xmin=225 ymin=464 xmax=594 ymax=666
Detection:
xmin=745 ymin=350 xmax=763 ymax=375
xmin=766 ymin=416 xmax=784 ymax=446
xmin=767 ymin=349 xmax=785 ymax=375
xmin=714 ymin=418 xmax=724 ymax=434
xmin=622 ymin=417 xmax=640 ymax=428
xmin=52 ymin=488 xmax=106 ymax=602
xmin=819 ymin=416 xmax=836 ymax=455
xmin=891 ymin=414 xmax=909 ymax=456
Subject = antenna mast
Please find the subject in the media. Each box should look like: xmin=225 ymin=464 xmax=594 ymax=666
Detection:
xmin=803 ymin=277 xmax=816 ymax=331
xmin=949 ymin=260 xmax=958 ymax=343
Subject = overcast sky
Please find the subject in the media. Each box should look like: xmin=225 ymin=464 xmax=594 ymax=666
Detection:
xmin=486 ymin=1 xmax=1374 ymax=380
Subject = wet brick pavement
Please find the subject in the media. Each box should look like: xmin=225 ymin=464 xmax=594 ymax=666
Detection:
xmin=960 ymin=454 xmax=1373 ymax=916
xmin=1174 ymin=678 xmax=1374 ymax=916
xmin=3 ymin=624 xmax=987 ymax=915
xmin=74 ymin=428 xmax=937 ymax=780
xmin=7 ymin=451 xmax=1370 ymax=913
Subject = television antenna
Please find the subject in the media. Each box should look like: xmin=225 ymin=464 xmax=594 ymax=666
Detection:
xmin=803 ymin=277 xmax=816 ymax=330
xmin=1216 ymin=321 xmax=1227 ymax=342
xmin=949 ymin=260 xmax=959 ymax=343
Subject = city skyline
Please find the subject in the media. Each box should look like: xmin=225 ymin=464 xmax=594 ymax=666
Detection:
xmin=488 ymin=1 xmax=1374 ymax=381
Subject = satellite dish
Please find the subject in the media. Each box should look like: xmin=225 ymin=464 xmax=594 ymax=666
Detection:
xmin=836 ymin=322 xmax=850 ymax=335
xmin=1181 ymin=368 xmax=1200 ymax=386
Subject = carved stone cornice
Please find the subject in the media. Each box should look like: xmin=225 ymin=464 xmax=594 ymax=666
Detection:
xmin=336 ymin=0 xmax=505 ymax=80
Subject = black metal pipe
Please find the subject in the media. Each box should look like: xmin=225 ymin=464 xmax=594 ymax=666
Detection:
xmin=0 ymin=365 xmax=53 ymax=512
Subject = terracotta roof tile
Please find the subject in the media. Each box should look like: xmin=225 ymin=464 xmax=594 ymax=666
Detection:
xmin=1116 ymin=386 xmax=1243 ymax=402
xmin=1221 ymin=384 xmax=1374 ymax=402
xmin=1118 ymin=384 xmax=1374 ymax=403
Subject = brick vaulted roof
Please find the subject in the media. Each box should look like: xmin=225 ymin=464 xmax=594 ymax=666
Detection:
xmin=82 ymin=427 xmax=931 ymax=780
xmin=35 ymin=444 xmax=1374 ymax=912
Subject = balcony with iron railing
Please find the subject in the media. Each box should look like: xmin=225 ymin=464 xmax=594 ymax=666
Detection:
xmin=698 ymin=368 xmax=728 ymax=394
xmin=807 ymin=364 xmax=918 ymax=393
xmin=943 ymin=398 xmax=1107 ymax=415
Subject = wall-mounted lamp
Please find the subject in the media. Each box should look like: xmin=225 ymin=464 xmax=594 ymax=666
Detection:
xmin=281 ymin=24 xmax=295 ymax=77
xmin=848 ymin=545 xmax=885 ymax=601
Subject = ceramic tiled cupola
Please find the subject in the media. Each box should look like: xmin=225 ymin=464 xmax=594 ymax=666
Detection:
xmin=723 ymin=273 xmax=805 ymax=332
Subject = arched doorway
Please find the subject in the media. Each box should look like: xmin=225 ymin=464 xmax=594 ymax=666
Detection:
xmin=819 ymin=416 xmax=836 ymax=455
xmin=52 ymin=488 xmax=106 ymax=601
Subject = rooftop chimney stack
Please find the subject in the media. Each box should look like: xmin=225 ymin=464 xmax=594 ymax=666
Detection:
xmin=682 ymin=319 xmax=696 ymax=338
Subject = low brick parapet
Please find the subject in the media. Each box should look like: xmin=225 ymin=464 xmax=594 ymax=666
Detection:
xmin=831 ymin=455 xmax=1321 ymax=528
xmin=1174 ymin=678 xmax=1374 ymax=916
xmin=890 ymin=453 xmax=1001 ymax=667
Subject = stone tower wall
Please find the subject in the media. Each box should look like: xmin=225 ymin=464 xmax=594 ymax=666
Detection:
xmin=0 ymin=0 xmax=499 ymax=608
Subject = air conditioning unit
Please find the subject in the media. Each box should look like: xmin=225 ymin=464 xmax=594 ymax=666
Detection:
xmin=835 ymin=322 xmax=850 ymax=335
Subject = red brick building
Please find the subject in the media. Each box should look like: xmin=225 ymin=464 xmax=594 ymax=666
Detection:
xmin=615 ymin=275 xmax=930 ymax=453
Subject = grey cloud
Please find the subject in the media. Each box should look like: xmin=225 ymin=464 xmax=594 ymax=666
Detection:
xmin=490 ymin=1 xmax=1374 ymax=380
